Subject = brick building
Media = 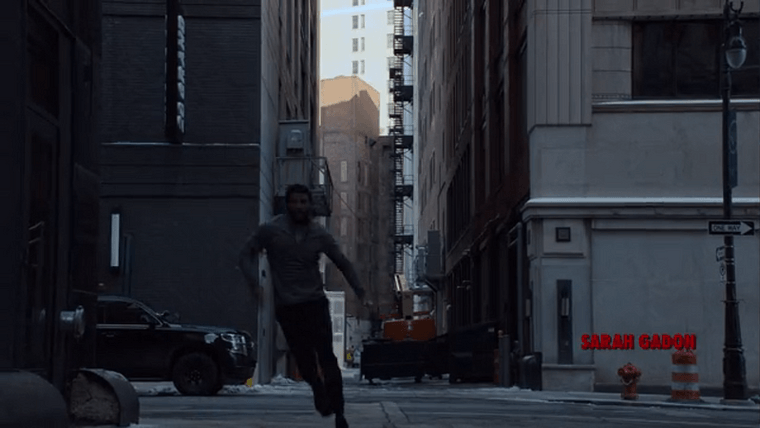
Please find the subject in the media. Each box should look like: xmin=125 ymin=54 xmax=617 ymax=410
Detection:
xmin=416 ymin=0 xmax=525 ymax=345
xmin=417 ymin=0 xmax=759 ymax=394
xmin=98 ymin=0 xmax=320 ymax=383
xmin=320 ymin=76 xmax=395 ymax=332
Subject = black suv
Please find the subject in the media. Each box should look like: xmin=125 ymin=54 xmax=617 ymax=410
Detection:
xmin=95 ymin=295 xmax=256 ymax=396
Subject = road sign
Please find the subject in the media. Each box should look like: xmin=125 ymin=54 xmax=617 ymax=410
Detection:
xmin=708 ymin=220 xmax=754 ymax=236
xmin=716 ymin=246 xmax=725 ymax=262
xmin=719 ymin=262 xmax=726 ymax=281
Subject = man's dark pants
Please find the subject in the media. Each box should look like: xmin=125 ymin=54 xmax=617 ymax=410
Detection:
xmin=276 ymin=296 xmax=344 ymax=415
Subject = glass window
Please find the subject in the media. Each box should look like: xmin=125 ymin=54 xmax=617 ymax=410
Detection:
xmin=361 ymin=37 xmax=365 ymax=51
xmin=352 ymin=60 xmax=358 ymax=74
xmin=352 ymin=38 xmax=358 ymax=52
xmin=353 ymin=0 xmax=358 ymax=5
xmin=352 ymin=15 xmax=358 ymax=29
xmin=361 ymin=60 xmax=365 ymax=74
xmin=387 ymin=34 xmax=394 ymax=49
xmin=104 ymin=301 xmax=155 ymax=324
xmin=633 ymin=19 xmax=759 ymax=98
xmin=341 ymin=161 xmax=348 ymax=181
xmin=387 ymin=10 xmax=395 ymax=25
xmin=361 ymin=14 xmax=365 ymax=28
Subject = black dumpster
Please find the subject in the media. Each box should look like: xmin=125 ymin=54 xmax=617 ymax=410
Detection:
xmin=360 ymin=339 xmax=427 ymax=383
xmin=424 ymin=334 xmax=449 ymax=379
xmin=449 ymin=322 xmax=498 ymax=383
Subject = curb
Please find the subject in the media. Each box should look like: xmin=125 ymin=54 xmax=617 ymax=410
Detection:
xmin=544 ymin=397 xmax=760 ymax=412
xmin=381 ymin=401 xmax=408 ymax=428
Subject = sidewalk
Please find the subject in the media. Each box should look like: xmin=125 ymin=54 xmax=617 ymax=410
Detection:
xmin=492 ymin=389 xmax=760 ymax=412
xmin=132 ymin=368 xmax=760 ymax=413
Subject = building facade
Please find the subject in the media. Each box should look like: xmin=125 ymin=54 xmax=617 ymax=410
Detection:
xmin=1 ymin=0 xmax=105 ymax=421
xmin=320 ymin=76 xmax=395 ymax=328
xmin=417 ymin=0 xmax=760 ymax=394
xmin=98 ymin=0 xmax=320 ymax=384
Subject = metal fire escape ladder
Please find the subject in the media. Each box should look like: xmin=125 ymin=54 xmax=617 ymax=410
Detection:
xmin=389 ymin=0 xmax=414 ymax=274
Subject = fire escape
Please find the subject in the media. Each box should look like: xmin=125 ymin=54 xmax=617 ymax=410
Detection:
xmin=389 ymin=0 xmax=414 ymax=274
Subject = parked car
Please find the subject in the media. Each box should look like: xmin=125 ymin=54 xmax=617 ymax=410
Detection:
xmin=95 ymin=295 xmax=256 ymax=396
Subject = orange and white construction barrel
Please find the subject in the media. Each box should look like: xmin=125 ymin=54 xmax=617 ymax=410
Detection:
xmin=670 ymin=349 xmax=701 ymax=402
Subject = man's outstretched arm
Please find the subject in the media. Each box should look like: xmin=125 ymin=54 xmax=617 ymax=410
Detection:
xmin=322 ymin=232 xmax=366 ymax=301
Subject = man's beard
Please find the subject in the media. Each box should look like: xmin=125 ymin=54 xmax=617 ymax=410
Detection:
xmin=289 ymin=210 xmax=309 ymax=224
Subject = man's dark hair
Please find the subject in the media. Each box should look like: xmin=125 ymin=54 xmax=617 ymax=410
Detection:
xmin=285 ymin=183 xmax=313 ymax=203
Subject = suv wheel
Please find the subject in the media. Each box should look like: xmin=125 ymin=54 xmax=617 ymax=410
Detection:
xmin=172 ymin=352 xmax=221 ymax=396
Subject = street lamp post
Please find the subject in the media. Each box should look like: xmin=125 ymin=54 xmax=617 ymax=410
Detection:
xmin=720 ymin=0 xmax=748 ymax=402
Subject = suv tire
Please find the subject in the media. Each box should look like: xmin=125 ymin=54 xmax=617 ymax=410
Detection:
xmin=172 ymin=352 xmax=221 ymax=396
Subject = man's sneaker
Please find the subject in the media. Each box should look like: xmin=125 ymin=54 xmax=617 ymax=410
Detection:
xmin=335 ymin=413 xmax=348 ymax=428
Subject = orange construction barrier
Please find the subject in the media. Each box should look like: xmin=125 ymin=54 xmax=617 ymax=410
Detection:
xmin=670 ymin=349 xmax=701 ymax=401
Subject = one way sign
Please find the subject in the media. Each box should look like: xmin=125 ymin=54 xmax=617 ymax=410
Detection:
xmin=708 ymin=220 xmax=755 ymax=236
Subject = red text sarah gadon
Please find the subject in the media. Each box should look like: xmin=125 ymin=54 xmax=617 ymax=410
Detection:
xmin=580 ymin=334 xmax=697 ymax=350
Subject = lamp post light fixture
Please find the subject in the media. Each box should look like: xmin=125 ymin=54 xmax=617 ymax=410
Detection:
xmin=720 ymin=0 xmax=748 ymax=402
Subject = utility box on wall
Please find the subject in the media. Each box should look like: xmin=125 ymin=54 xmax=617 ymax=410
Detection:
xmin=274 ymin=120 xmax=333 ymax=217
xmin=279 ymin=120 xmax=311 ymax=157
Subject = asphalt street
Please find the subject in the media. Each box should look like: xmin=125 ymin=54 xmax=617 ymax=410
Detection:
xmin=133 ymin=394 xmax=760 ymax=428
xmin=120 ymin=376 xmax=760 ymax=428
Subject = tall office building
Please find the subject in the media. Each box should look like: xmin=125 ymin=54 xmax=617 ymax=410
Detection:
xmin=320 ymin=0 xmax=396 ymax=135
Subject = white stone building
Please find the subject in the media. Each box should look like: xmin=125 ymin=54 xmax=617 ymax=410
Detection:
xmin=524 ymin=0 xmax=760 ymax=393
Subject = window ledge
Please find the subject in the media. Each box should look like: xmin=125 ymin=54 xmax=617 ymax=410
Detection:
xmin=593 ymin=98 xmax=760 ymax=113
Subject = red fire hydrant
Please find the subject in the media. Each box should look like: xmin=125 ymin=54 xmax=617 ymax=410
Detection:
xmin=617 ymin=362 xmax=641 ymax=400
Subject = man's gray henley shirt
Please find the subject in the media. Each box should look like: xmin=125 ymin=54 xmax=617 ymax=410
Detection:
xmin=239 ymin=214 xmax=365 ymax=308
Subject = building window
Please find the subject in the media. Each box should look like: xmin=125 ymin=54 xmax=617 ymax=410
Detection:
xmin=361 ymin=37 xmax=365 ymax=51
xmin=352 ymin=60 xmax=359 ymax=74
xmin=341 ymin=217 xmax=348 ymax=236
xmin=357 ymin=161 xmax=362 ymax=182
xmin=341 ymin=160 xmax=348 ymax=182
xmin=352 ymin=15 xmax=358 ymax=29
xmin=387 ymin=34 xmax=393 ymax=49
xmin=353 ymin=0 xmax=358 ymax=5
xmin=362 ymin=0 xmax=365 ymax=5
xmin=361 ymin=14 xmax=365 ymax=28
xmin=633 ymin=19 xmax=759 ymax=98
xmin=387 ymin=10 xmax=395 ymax=25
xmin=340 ymin=192 xmax=349 ymax=211
xmin=352 ymin=38 xmax=359 ymax=52
xmin=361 ymin=60 xmax=365 ymax=74
xmin=388 ymin=56 xmax=395 ymax=68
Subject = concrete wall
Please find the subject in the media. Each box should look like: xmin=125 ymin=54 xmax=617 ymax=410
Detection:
xmin=525 ymin=204 xmax=760 ymax=392
xmin=530 ymin=110 xmax=760 ymax=199
xmin=259 ymin=0 xmax=320 ymax=382
xmin=258 ymin=0 xmax=279 ymax=385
